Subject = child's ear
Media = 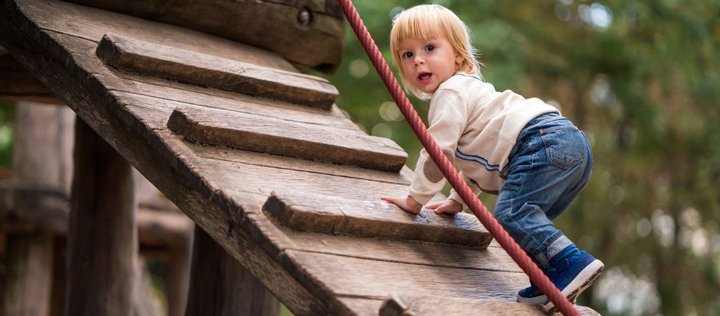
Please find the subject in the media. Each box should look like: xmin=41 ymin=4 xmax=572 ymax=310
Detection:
xmin=455 ymin=54 xmax=464 ymax=68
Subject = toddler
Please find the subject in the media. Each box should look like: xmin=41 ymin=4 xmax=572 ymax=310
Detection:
xmin=380 ymin=4 xmax=604 ymax=311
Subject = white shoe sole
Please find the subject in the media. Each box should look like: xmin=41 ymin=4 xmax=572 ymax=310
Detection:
xmin=543 ymin=259 xmax=605 ymax=313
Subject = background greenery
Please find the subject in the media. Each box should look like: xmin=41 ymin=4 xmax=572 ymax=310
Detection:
xmin=323 ymin=0 xmax=720 ymax=315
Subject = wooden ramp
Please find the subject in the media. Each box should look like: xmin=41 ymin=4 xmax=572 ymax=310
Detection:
xmin=0 ymin=1 xmax=598 ymax=314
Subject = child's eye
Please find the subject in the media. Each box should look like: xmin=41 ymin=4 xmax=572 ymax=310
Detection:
xmin=425 ymin=44 xmax=435 ymax=52
xmin=402 ymin=51 xmax=413 ymax=59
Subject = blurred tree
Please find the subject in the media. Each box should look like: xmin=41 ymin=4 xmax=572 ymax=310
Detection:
xmin=326 ymin=0 xmax=720 ymax=315
xmin=0 ymin=100 xmax=14 ymax=173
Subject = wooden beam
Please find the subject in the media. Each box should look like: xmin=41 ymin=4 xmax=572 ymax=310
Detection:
xmin=167 ymin=105 xmax=407 ymax=172
xmin=185 ymin=225 xmax=279 ymax=316
xmin=379 ymin=294 xmax=600 ymax=316
xmin=63 ymin=0 xmax=344 ymax=72
xmin=96 ymin=33 xmax=338 ymax=109
xmin=264 ymin=191 xmax=493 ymax=248
xmin=0 ymin=54 xmax=63 ymax=104
xmin=0 ymin=185 xmax=193 ymax=250
xmin=66 ymin=119 xmax=137 ymax=316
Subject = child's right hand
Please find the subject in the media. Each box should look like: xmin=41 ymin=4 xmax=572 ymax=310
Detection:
xmin=380 ymin=195 xmax=422 ymax=214
xmin=425 ymin=199 xmax=462 ymax=215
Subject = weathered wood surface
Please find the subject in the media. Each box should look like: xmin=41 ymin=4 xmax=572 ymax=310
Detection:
xmin=265 ymin=191 xmax=492 ymax=248
xmin=97 ymin=33 xmax=339 ymax=109
xmin=186 ymin=226 xmax=280 ymax=316
xmin=379 ymin=294 xmax=600 ymax=316
xmin=11 ymin=0 xmax=299 ymax=71
xmin=64 ymin=0 xmax=344 ymax=72
xmin=168 ymin=105 xmax=407 ymax=171
xmin=0 ymin=4 xmax=328 ymax=313
xmin=66 ymin=119 xmax=137 ymax=316
xmin=0 ymin=1 xmax=602 ymax=314
xmin=0 ymin=54 xmax=63 ymax=104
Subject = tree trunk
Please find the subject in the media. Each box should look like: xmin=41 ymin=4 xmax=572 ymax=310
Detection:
xmin=66 ymin=118 xmax=137 ymax=316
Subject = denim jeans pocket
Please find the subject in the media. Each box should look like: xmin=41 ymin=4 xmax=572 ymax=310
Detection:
xmin=539 ymin=125 xmax=586 ymax=170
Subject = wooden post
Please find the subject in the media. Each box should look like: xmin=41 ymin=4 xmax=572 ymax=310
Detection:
xmin=164 ymin=244 xmax=191 ymax=316
xmin=185 ymin=225 xmax=280 ymax=316
xmin=66 ymin=118 xmax=137 ymax=316
xmin=2 ymin=102 xmax=72 ymax=316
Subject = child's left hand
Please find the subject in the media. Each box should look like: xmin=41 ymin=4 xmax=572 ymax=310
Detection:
xmin=425 ymin=199 xmax=462 ymax=215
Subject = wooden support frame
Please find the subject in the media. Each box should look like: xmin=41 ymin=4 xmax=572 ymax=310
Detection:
xmin=186 ymin=225 xmax=280 ymax=316
xmin=66 ymin=119 xmax=137 ymax=315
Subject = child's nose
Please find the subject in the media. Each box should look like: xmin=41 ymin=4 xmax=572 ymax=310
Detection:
xmin=414 ymin=55 xmax=424 ymax=65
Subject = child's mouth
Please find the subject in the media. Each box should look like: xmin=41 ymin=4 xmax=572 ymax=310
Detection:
xmin=417 ymin=72 xmax=432 ymax=82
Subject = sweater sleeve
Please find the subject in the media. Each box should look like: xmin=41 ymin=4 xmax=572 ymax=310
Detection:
xmin=408 ymin=89 xmax=467 ymax=205
xmin=447 ymin=171 xmax=482 ymax=209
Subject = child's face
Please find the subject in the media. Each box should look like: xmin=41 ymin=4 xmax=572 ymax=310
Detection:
xmin=397 ymin=36 xmax=463 ymax=95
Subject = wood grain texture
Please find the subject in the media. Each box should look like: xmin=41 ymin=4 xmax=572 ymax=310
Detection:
xmin=379 ymin=294 xmax=600 ymax=316
xmin=0 ymin=7 xmax=328 ymax=312
xmin=264 ymin=191 xmax=492 ymax=248
xmin=97 ymin=33 xmax=338 ymax=109
xmin=66 ymin=119 xmax=137 ymax=316
xmin=281 ymin=250 xmax=528 ymax=303
xmin=168 ymin=105 xmax=407 ymax=171
xmin=11 ymin=0 xmax=297 ymax=71
xmin=64 ymin=0 xmax=344 ymax=72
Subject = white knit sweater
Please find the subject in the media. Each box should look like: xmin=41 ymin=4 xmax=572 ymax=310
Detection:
xmin=408 ymin=73 xmax=559 ymax=206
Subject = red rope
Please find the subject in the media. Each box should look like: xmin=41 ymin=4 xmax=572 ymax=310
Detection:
xmin=335 ymin=1 xmax=580 ymax=315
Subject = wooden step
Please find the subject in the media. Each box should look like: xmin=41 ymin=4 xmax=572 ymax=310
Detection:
xmin=96 ymin=33 xmax=338 ymax=109
xmin=379 ymin=294 xmax=600 ymax=316
xmin=167 ymin=105 xmax=407 ymax=172
xmin=64 ymin=0 xmax=344 ymax=72
xmin=263 ymin=191 xmax=493 ymax=248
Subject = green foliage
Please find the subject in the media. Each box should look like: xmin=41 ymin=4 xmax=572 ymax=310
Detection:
xmin=325 ymin=1 xmax=720 ymax=315
xmin=0 ymin=100 xmax=15 ymax=171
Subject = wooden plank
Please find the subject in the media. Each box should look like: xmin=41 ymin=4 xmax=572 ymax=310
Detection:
xmin=264 ymin=191 xmax=492 ymax=248
xmin=281 ymin=250 xmax=528 ymax=304
xmin=379 ymin=294 xmax=600 ymax=316
xmin=337 ymin=297 xmax=384 ymax=316
xmin=188 ymin=143 xmax=412 ymax=186
xmin=168 ymin=105 xmax=407 ymax=172
xmin=0 ymin=54 xmax=62 ymax=104
xmin=200 ymin=155 xmax=410 ymax=202
xmin=283 ymin=229 xmax=521 ymax=273
xmin=96 ymin=33 xmax=339 ymax=109
xmin=109 ymin=88 xmax=359 ymax=132
xmin=63 ymin=0 xmax=344 ymax=72
xmin=0 ymin=17 xmax=328 ymax=314
xmin=9 ymin=0 xmax=298 ymax=71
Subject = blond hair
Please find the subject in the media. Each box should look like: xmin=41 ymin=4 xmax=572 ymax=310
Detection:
xmin=390 ymin=5 xmax=482 ymax=99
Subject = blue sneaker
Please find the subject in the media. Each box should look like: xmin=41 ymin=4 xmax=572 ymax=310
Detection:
xmin=542 ymin=251 xmax=604 ymax=312
xmin=516 ymin=282 xmax=547 ymax=305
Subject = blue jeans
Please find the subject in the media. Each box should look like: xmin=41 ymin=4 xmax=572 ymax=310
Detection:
xmin=496 ymin=112 xmax=593 ymax=270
